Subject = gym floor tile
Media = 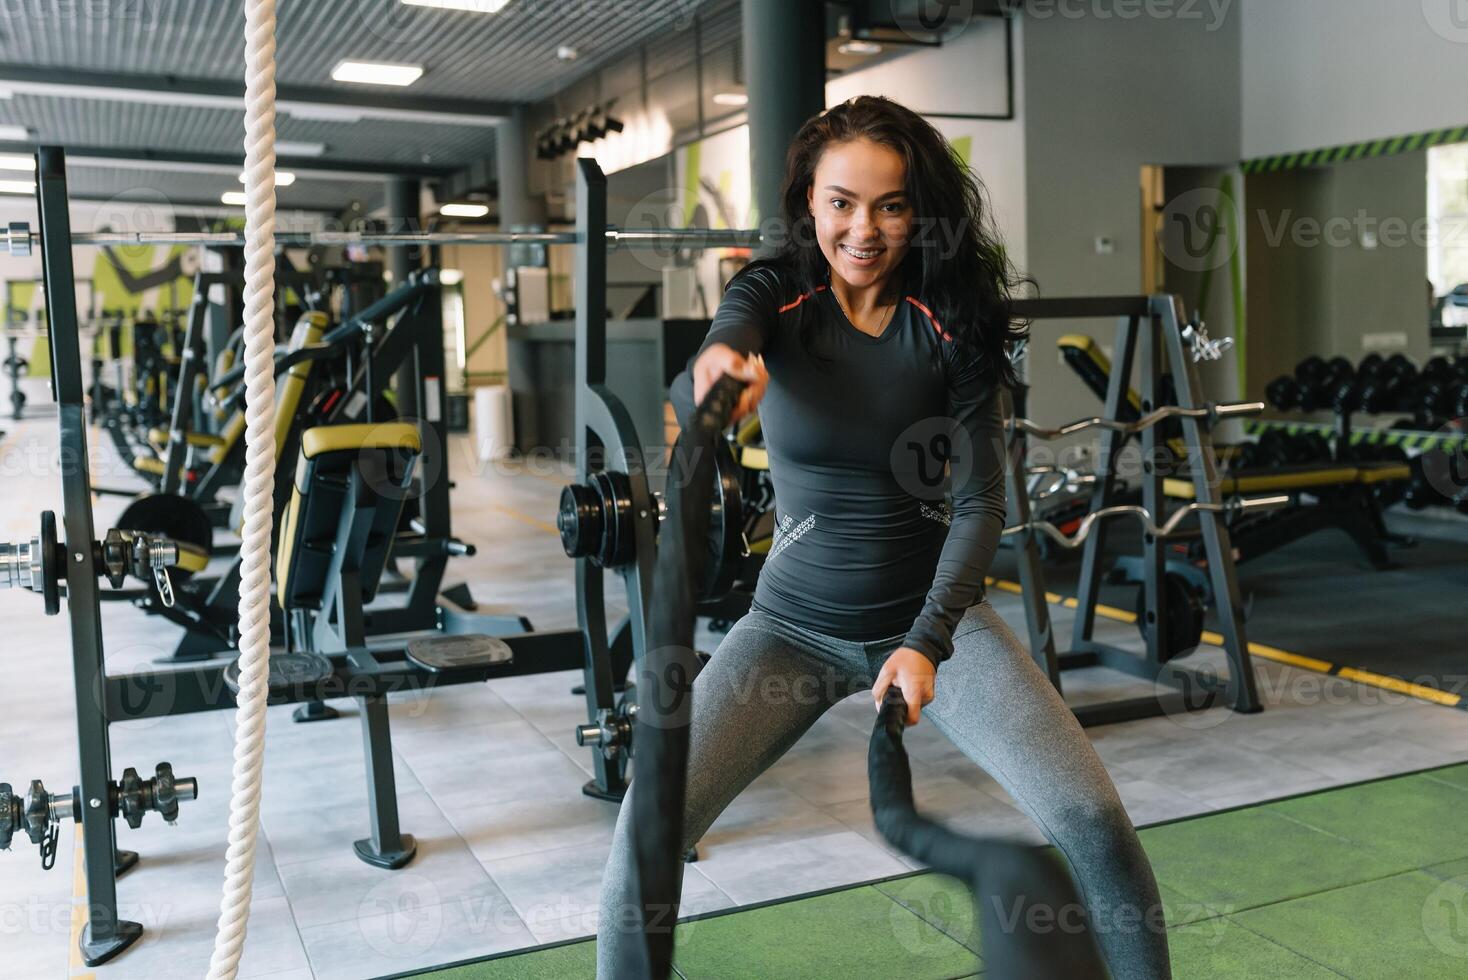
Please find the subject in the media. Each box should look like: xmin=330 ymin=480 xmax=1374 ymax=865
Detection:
xmin=1166 ymin=918 xmax=1343 ymax=979
xmin=1232 ymin=871 xmax=1468 ymax=980
xmin=874 ymin=872 xmax=983 ymax=956
xmin=671 ymin=886 xmax=979 ymax=980
xmin=1421 ymin=763 xmax=1468 ymax=792
xmin=1266 ymin=772 xmax=1468 ymax=866
xmin=1139 ymin=807 xmax=1413 ymax=913
xmin=1158 ymin=881 xmax=1217 ymax=927
xmin=686 ymin=829 xmax=909 ymax=906
xmin=298 ymin=887 xmax=537 ymax=980
xmin=403 ymin=940 xmax=597 ymax=979
xmin=1422 ymin=856 xmax=1468 ymax=882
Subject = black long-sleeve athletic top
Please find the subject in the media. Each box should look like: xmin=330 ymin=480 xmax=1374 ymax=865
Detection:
xmin=670 ymin=265 xmax=1008 ymax=667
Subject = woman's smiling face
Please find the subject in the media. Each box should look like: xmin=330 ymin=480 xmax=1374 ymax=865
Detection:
xmin=807 ymin=138 xmax=914 ymax=292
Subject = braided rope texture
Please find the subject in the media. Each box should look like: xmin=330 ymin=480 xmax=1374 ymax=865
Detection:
xmin=208 ymin=1 xmax=277 ymax=976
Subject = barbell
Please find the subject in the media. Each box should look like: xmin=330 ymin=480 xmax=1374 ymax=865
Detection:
xmin=4 ymin=221 xmax=762 ymax=255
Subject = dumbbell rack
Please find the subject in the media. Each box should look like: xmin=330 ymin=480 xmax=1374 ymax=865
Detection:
xmin=1005 ymin=295 xmax=1262 ymax=726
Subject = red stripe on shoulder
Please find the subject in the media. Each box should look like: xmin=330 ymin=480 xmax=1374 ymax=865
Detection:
xmin=905 ymin=296 xmax=953 ymax=342
xmin=777 ymin=285 xmax=828 ymax=315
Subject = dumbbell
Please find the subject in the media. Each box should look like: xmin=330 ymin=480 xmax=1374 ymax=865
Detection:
xmin=1307 ymin=358 xmax=1357 ymax=412
xmin=1344 ymin=356 xmax=1417 ymax=414
xmin=1403 ymin=452 xmax=1450 ymax=510
xmin=1265 ymin=374 xmax=1303 ymax=411
xmin=1422 ymin=356 xmax=1456 ymax=384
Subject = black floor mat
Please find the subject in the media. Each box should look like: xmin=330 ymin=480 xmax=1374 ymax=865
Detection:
xmin=990 ymin=520 xmax=1468 ymax=696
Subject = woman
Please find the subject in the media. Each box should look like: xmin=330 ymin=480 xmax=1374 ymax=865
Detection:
xmin=597 ymin=95 xmax=1170 ymax=980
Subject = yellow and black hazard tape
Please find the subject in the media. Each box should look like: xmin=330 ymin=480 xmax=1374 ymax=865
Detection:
xmin=1243 ymin=125 xmax=1468 ymax=174
xmin=1243 ymin=418 xmax=1468 ymax=454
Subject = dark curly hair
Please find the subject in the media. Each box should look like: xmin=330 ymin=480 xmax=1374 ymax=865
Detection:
xmin=736 ymin=95 xmax=1029 ymax=391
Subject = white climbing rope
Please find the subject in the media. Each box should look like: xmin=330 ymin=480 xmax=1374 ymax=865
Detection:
xmin=207 ymin=1 xmax=277 ymax=976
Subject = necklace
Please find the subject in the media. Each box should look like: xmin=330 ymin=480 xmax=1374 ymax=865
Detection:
xmin=833 ymin=288 xmax=896 ymax=337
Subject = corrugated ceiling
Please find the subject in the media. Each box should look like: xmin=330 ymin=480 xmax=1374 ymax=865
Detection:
xmin=1 ymin=0 xmax=716 ymax=101
xmin=0 ymin=0 xmax=725 ymax=209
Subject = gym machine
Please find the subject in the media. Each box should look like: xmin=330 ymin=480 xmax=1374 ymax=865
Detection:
xmin=0 ymin=148 xmax=205 ymax=966
xmin=0 ymin=147 xmax=583 ymax=965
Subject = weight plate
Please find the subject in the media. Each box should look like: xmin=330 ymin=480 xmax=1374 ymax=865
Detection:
xmin=700 ymin=437 xmax=745 ymax=604
xmin=1136 ymin=572 xmax=1206 ymax=664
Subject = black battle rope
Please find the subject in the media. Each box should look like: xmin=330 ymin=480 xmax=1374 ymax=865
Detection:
xmin=618 ymin=372 xmax=745 ymax=980
xmin=869 ymin=693 xmax=1109 ymax=979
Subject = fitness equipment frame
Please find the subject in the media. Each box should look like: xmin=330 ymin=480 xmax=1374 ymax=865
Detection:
xmin=3 ymin=148 xmax=758 ymax=965
xmin=1003 ymin=295 xmax=1266 ymax=726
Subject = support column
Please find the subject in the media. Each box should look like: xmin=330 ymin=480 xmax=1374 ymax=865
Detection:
xmin=497 ymin=105 xmax=532 ymax=229
xmin=742 ymin=0 xmax=825 ymax=240
xmin=387 ymin=177 xmax=422 ymax=418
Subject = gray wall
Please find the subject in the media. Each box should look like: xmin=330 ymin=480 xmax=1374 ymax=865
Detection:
xmin=1245 ymin=152 xmax=1429 ymax=400
xmin=1022 ymin=5 xmax=1242 ymax=428
xmin=1241 ymin=0 xmax=1468 ymax=159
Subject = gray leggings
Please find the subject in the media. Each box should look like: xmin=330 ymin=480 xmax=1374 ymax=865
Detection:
xmin=596 ymin=602 xmax=1171 ymax=979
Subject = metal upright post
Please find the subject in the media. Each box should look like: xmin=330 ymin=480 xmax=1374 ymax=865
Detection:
xmin=1001 ymin=386 xmax=1058 ymax=684
xmin=574 ymin=159 xmax=620 ymax=798
xmin=160 ymin=275 xmax=224 ymax=496
xmin=388 ymin=178 xmax=422 ymax=421
xmin=573 ymin=158 xmax=658 ymax=800
xmin=35 ymin=145 xmax=142 ymax=966
xmin=1156 ymin=297 xmax=1261 ymax=713
xmin=1069 ymin=314 xmax=1142 ymax=652
xmin=1137 ymin=309 xmax=1166 ymax=665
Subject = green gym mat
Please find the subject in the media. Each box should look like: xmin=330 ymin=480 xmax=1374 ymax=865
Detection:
xmin=394 ymin=763 xmax=1468 ymax=979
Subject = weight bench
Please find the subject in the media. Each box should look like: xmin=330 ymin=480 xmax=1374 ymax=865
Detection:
xmin=227 ymin=422 xmax=521 ymax=869
xmin=1164 ymin=461 xmax=1411 ymax=569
